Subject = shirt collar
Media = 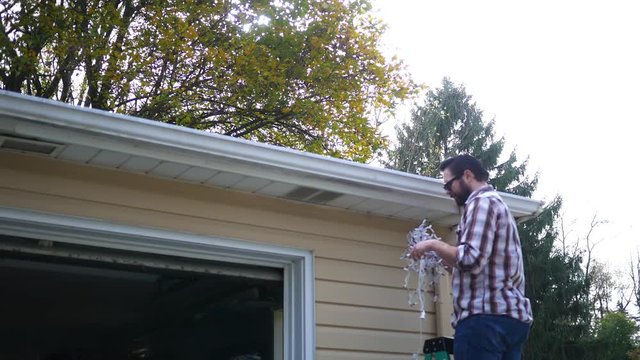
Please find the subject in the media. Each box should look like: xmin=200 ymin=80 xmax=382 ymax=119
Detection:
xmin=465 ymin=184 xmax=494 ymax=205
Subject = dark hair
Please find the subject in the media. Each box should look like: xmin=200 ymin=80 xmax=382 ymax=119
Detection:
xmin=439 ymin=154 xmax=489 ymax=182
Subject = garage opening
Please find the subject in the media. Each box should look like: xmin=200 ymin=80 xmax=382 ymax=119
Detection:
xmin=0 ymin=235 xmax=284 ymax=360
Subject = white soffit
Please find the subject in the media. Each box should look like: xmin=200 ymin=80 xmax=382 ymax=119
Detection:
xmin=0 ymin=91 xmax=544 ymax=225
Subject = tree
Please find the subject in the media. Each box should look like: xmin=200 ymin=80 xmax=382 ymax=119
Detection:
xmin=615 ymin=265 xmax=634 ymax=313
xmin=561 ymin=213 xmax=610 ymax=326
xmin=590 ymin=311 xmax=638 ymax=360
xmin=0 ymin=0 xmax=416 ymax=161
xmin=628 ymin=251 xmax=640 ymax=318
xmin=520 ymin=200 xmax=592 ymax=360
xmin=385 ymin=78 xmax=593 ymax=360
xmin=385 ymin=77 xmax=535 ymax=196
xmin=589 ymin=261 xmax=615 ymax=321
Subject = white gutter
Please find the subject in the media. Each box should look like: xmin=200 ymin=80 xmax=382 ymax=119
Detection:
xmin=0 ymin=91 xmax=544 ymax=219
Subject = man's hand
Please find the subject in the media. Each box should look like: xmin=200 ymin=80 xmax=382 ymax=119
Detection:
xmin=411 ymin=239 xmax=459 ymax=267
xmin=410 ymin=239 xmax=437 ymax=260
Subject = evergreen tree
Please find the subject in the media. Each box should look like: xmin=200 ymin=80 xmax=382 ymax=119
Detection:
xmin=385 ymin=77 xmax=535 ymax=196
xmin=520 ymin=199 xmax=592 ymax=360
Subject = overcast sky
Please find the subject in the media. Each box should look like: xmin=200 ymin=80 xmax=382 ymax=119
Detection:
xmin=371 ymin=0 xmax=640 ymax=269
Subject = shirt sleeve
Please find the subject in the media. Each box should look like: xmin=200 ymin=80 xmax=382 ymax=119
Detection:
xmin=455 ymin=196 xmax=497 ymax=274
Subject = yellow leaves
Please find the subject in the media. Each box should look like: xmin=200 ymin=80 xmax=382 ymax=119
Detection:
xmin=348 ymin=100 xmax=365 ymax=113
xmin=252 ymin=0 xmax=272 ymax=12
xmin=1 ymin=0 xmax=416 ymax=162
xmin=309 ymin=36 xmax=322 ymax=48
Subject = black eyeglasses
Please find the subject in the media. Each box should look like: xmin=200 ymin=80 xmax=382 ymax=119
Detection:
xmin=443 ymin=174 xmax=462 ymax=191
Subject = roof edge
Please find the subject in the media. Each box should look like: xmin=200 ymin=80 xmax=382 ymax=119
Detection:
xmin=0 ymin=91 xmax=544 ymax=220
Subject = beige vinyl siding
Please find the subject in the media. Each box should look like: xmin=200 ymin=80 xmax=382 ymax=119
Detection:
xmin=0 ymin=152 xmax=447 ymax=358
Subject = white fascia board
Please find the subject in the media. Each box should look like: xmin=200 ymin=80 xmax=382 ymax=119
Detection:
xmin=0 ymin=91 xmax=543 ymax=219
xmin=500 ymin=192 xmax=545 ymax=221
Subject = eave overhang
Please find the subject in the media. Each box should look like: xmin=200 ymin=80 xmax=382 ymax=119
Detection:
xmin=0 ymin=91 xmax=544 ymax=226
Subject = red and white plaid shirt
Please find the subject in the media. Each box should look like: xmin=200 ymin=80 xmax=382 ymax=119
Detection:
xmin=451 ymin=185 xmax=533 ymax=327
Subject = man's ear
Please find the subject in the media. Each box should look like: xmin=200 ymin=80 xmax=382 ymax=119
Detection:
xmin=463 ymin=169 xmax=474 ymax=182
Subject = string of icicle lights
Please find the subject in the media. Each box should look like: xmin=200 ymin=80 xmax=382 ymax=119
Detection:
xmin=403 ymin=220 xmax=445 ymax=318
xmin=402 ymin=220 xmax=446 ymax=359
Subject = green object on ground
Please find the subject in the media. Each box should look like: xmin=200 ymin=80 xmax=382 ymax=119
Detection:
xmin=424 ymin=350 xmax=450 ymax=359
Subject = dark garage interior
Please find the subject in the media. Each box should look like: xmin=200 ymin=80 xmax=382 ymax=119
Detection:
xmin=0 ymin=235 xmax=284 ymax=360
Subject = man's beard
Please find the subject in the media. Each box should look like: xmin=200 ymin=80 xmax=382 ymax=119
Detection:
xmin=453 ymin=181 xmax=472 ymax=206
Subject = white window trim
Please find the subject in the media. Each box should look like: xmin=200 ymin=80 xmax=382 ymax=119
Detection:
xmin=0 ymin=205 xmax=315 ymax=360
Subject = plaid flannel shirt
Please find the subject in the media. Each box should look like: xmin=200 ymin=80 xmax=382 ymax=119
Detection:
xmin=451 ymin=185 xmax=533 ymax=327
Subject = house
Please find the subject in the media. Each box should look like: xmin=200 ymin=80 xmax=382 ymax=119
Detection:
xmin=0 ymin=91 xmax=543 ymax=360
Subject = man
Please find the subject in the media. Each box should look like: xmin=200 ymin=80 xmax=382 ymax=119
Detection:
xmin=410 ymin=154 xmax=532 ymax=360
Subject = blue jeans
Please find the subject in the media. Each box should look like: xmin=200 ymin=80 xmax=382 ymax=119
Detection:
xmin=454 ymin=314 xmax=531 ymax=360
